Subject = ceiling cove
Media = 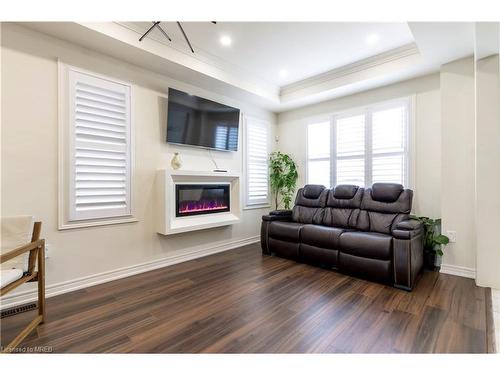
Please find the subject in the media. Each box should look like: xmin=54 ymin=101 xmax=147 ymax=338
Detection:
xmin=18 ymin=22 xmax=474 ymax=112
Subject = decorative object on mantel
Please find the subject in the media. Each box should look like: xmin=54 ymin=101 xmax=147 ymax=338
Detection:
xmin=409 ymin=215 xmax=450 ymax=270
xmin=269 ymin=151 xmax=298 ymax=210
xmin=170 ymin=152 xmax=182 ymax=170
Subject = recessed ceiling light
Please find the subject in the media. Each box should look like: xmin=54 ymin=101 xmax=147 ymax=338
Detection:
xmin=279 ymin=69 xmax=288 ymax=78
xmin=219 ymin=35 xmax=232 ymax=47
xmin=366 ymin=33 xmax=380 ymax=45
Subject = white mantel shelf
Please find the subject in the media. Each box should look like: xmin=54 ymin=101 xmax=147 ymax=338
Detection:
xmin=167 ymin=170 xmax=241 ymax=178
xmin=155 ymin=169 xmax=242 ymax=235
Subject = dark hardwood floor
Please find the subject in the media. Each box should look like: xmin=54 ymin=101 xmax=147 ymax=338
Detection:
xmin=0 ymin=243 xmax=490 ymax=353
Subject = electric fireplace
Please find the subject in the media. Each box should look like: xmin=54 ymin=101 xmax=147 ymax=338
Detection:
xmin=175 ymin=184 xmax=230 ymax=217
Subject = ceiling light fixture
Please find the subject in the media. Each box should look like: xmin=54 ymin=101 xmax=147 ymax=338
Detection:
xmin=219 ymin=35 xmax=232 ymax=47
xmin=366 ymin=33 xmax=380 ymax=45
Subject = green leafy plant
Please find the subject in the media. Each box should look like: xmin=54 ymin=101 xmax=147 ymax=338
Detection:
xmin=409 ymin=215 xmax=449 ymax=256
xmin=269 ymin=151 xmax=298 ymax=210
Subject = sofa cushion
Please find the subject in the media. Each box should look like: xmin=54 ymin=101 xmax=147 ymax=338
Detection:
xmin=0 ymin=268 xmax=23 ymax=288
xmin=322 ymin=185 xmax=363 ymax=229
xmin=371 ymin=183 xmax=404 ymax=203
xmin=1 ymin=216 xmax=34 ymax=272
xmin=332 ymin=184 xmax=358 ymax=200
xmin=361 ymin=184 xmax=412 ymax=214
xmin=358 ymin=183 xmax=412 ymax=234
xmin=301 ymin=224 xmax=346 ymax=249
xmin=268 ymin=221 xmax=304 ymax=242
xmin=339 ymin=231 xmax=393 ymax=260
xmin=268 ymin=238 xmax=299 ymax=259
xmin=338 ymin=253 xmax=392 ymax=282
xmin=299 ymin=243 xmax=339 ymax=267
xmin=292 ymin=185 xmax=328 ymax=224
xmin=303 ymin=184 xmax=326 ymax=199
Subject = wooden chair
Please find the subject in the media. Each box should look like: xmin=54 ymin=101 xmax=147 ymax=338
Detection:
xmin=0 ymin=217 xmax=45 ymax=353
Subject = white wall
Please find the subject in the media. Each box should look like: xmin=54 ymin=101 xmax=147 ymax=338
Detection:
xmin=0 ymin=23 xmax=276 ymax=302
xmin=439 ymin=57 xmax=476 ymax=274
xmin=277 ymin=73 xmax=442 ymax=218
xmin=475 ymin=54 xmax=500 ymax=288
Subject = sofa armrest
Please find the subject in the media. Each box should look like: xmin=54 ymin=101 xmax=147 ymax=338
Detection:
xmin=262 ymin=211 xmax=293 ymax=222
xmin=392 ymin=219 xmax=424 ymax=291
xmin=392 ymin=219 xmax=423 ymax=239
xmin=269 ymin=209 xmax=293 ymax=216
xmin=261 ymin=211 xmax=293 ymax=255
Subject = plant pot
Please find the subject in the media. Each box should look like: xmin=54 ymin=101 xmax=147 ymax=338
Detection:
xmin=424 ymin=249 xmax=439 ymax=271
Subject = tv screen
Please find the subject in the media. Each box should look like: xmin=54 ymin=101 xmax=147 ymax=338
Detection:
xmin=166 ymin=88 xmax=240 ymax=151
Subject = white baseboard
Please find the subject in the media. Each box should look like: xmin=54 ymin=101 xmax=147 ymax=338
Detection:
xmin=0 ymin=235 xmax=260 ymax=309
xmin=440 ymin=263 xmax=476 ymax=279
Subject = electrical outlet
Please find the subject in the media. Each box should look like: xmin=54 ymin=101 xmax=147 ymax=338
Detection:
xmin=446 ymin=230 xmax=457 ymax=243
xmin=45 ymin=244 xmax=51 ymax=258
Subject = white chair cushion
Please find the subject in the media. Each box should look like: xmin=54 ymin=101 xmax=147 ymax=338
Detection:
xmin=1 ymin=216 xmax=34 ymax=272
xmin=0 ymin=268 xmax=23 ymax=288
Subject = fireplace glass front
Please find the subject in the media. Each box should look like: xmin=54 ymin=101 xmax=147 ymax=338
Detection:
xmin=175 ymin=184 xmax=230 ymax=217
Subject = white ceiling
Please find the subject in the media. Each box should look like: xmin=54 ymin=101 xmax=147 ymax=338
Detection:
xmin=121 ymin=22 xmax=415 ymax=86
xmin=20 ymin=22 xmax=475 ymax=112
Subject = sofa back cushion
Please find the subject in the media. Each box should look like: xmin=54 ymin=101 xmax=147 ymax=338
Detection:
xmin=292 ymin=185 xmax=328 ymax=224
xmin=322 ymin=185 xmax=363 ymax=229
xmin=358 ymin=183 xmax=412 ymax=234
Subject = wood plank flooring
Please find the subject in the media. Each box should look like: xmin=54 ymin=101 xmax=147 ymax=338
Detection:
xmin=0 ymin=243 xmax=490 ymax=353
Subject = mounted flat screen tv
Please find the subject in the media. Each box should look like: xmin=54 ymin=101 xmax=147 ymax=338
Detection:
xmin=166 ymin=88 xmax=240 ymax=151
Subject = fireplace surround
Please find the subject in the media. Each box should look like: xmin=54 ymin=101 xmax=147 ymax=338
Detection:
xmin=156 ymin=169 xmax=241 ymax=235
xmin=175 ymin=184 xmax=230 ymax=217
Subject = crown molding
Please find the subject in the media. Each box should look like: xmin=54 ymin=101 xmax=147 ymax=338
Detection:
xmin=280 ymin=44 xmax=420 ymax=98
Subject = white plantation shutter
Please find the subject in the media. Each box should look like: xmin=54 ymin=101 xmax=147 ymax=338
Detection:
xmin=307 ymin=121 xmax=331 ymax=187
xmin=307 ymin=98 xmax=410 ymax=189
xmin=245 ymin=118 xmax=269 ymax=206
xmin=335 ymin=115 xmax=365 ymax=186
xmin=371 ymin=106 xmax=407 ymax=185
xmin=68 ymin=69 xmax=132 ymax=221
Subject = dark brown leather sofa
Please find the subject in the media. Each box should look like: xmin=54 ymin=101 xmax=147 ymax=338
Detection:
xmin=261 ymin=183 xmax=424 ymax=291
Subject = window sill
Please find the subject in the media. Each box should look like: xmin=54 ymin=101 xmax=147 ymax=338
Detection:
xmin=58 ymin=216 xmax=138 ymax=230
xmin=243 ymin=204 xmax=271 ymax=211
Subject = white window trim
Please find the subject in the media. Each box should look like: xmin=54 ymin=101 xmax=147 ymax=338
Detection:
xmin=58 ymin=61 xmax=136 ymax=230
xmin=306 ymin=96 xmax=414 ymax=189
xmin=243 ymin=115 xmax=271 ymax=210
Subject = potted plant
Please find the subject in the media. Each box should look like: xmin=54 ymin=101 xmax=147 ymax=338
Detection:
xmin=409 ymin=215 xmax=450 ymax=270
xmin=269 ymin=151 xmax=298 ymax=211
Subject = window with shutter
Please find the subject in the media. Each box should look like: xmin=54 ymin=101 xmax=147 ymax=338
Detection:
xmin=335 ymin=114 xmax=365 ymax=186
xmin=306 ymin=98 xmax=411 ymax=189
xmin=307 ymin=121 xmax=331 ymax=187
xmin=68 ymin=68 xmax=132 ymax=222
xmin=245 ymin=117 xmax=270 ymax=207
xmin=371 ymin=106 xmax=407 ymax=185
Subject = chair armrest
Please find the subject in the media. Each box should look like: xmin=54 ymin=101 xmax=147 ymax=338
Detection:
xmin=392 ymin=220 xmax=423 ymax=240
xmin=0 ymin=239 xmax=44 ymax=264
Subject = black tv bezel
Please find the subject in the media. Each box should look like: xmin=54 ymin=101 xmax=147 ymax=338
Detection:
xmin=166 ymin=88 xmax=241 ymax=152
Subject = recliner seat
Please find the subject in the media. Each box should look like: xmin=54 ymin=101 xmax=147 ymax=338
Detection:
xmin=261 ymin=183 xmax=424 ymax=291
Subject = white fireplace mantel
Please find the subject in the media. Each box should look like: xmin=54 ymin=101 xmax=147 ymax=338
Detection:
xmin=155 ymin=169 xmax=242 ymax=235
